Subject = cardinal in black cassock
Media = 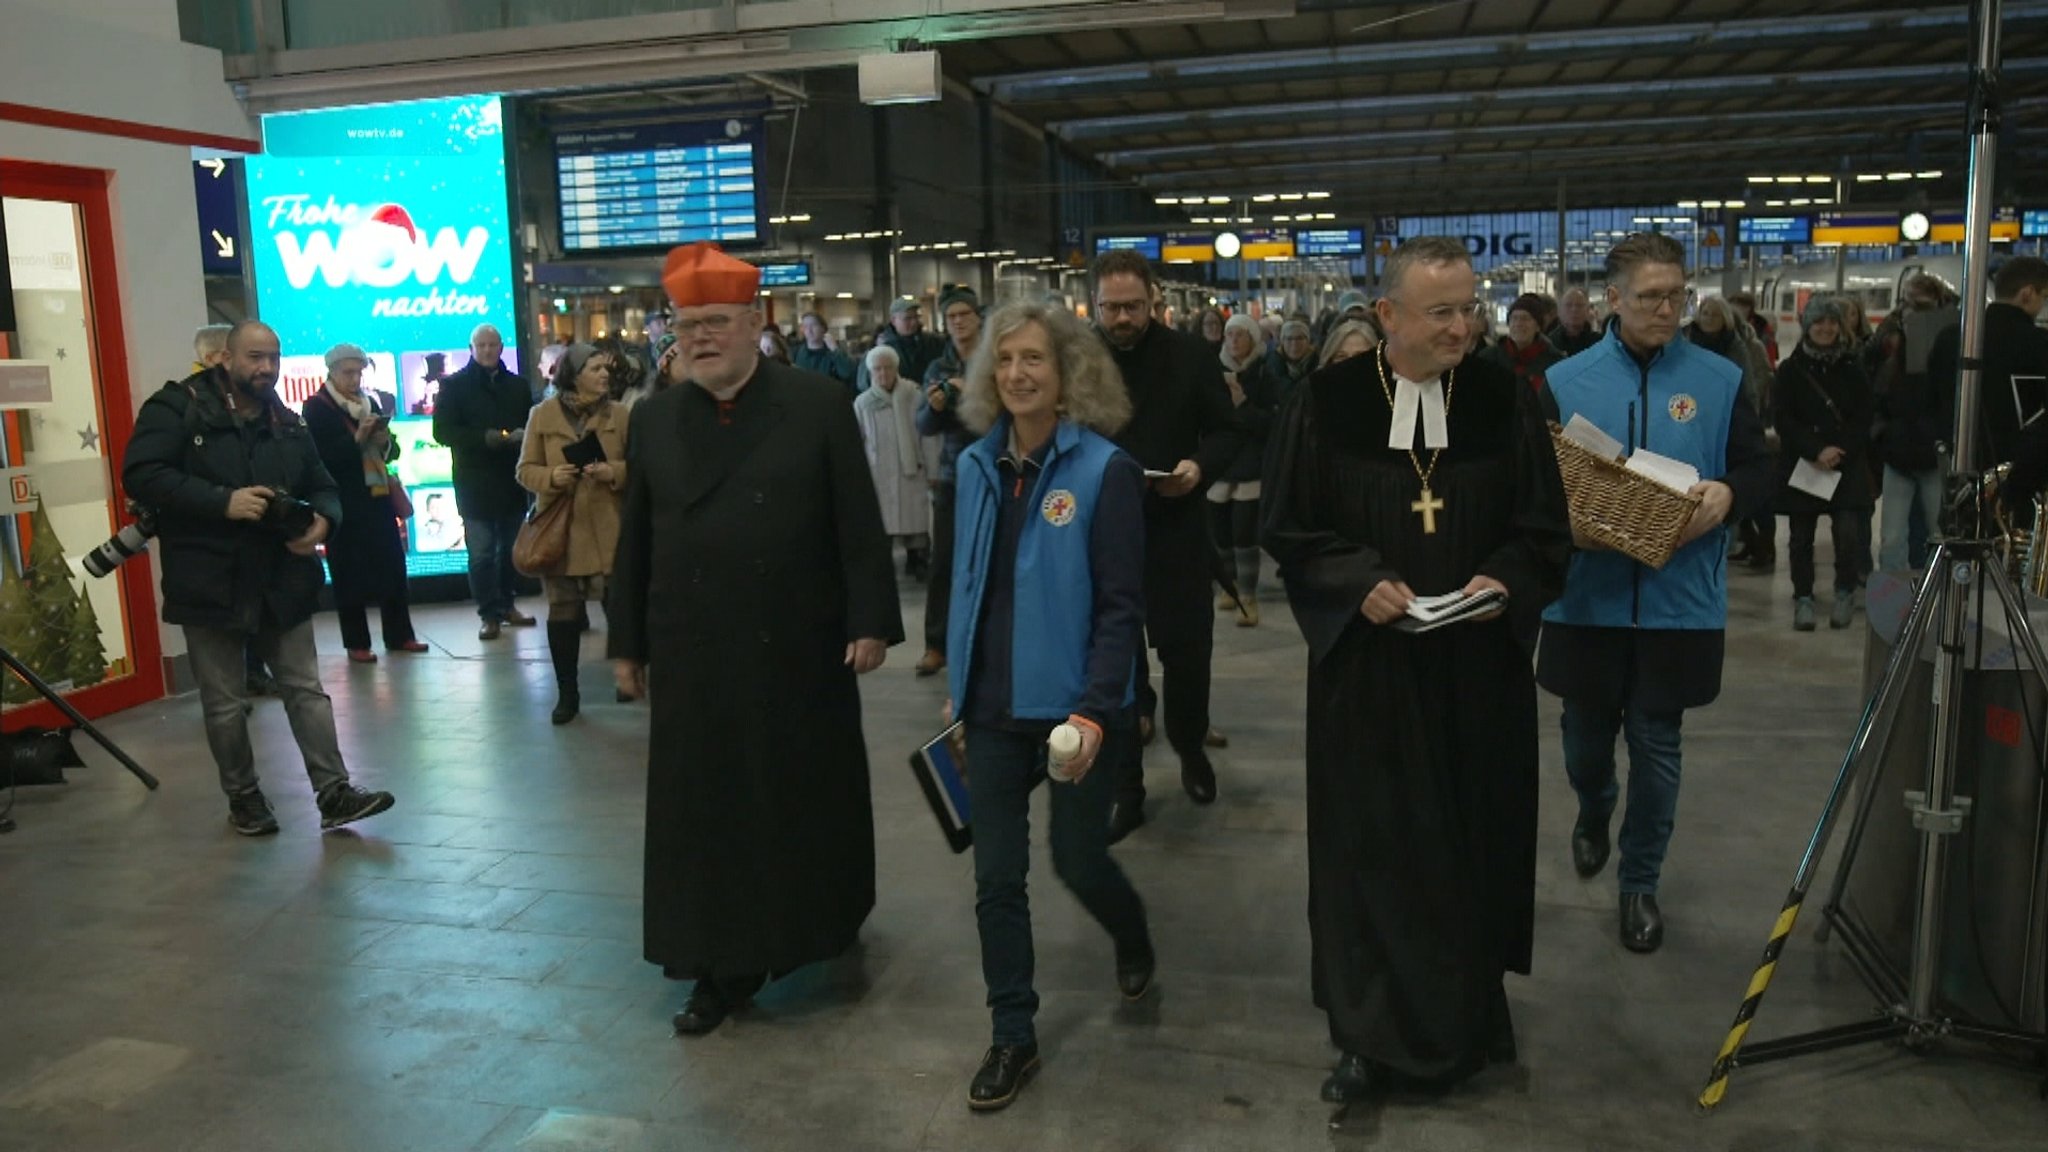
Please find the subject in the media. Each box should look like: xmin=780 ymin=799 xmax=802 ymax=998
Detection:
xmin=610 ymin=244 xmax=903 ymax=1037
xmin=1263 ymin=242 xmax=1570 ymax=1100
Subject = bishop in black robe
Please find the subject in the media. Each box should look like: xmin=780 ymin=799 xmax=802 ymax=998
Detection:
xmin=1262 ymin=347 xmax=1570 ymax=1087
xmin=610 ymin=356 xmax=904 ymax=1005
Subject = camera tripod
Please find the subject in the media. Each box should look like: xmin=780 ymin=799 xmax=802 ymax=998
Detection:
xmin=1695 ymin=521 xmax=2048 ymax=1109
xmin=0 ymin=641 xmax=158 ymax=833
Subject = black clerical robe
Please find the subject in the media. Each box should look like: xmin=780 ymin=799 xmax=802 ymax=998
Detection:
xmin=609 ymin=359 xmax=903 ymax=981
xmin=1262 ymin=350 xmax=1570 ymax=1082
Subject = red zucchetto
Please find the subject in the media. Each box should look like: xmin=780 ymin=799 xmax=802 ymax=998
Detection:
xmin=662 ymin=242 xmax=761 ymax=308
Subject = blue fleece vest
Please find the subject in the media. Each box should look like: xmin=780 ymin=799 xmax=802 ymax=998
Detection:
xmin=947 ymin=419 xmax=1135 ymax=720
xmin=1543 ymin=328 xmax=1741 ymax=630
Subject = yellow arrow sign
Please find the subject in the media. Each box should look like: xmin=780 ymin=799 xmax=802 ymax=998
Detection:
xmin=200 ymin=158 xmax=226 ymax=178
xmin=211 ymin=230 xmax=235 ymax=259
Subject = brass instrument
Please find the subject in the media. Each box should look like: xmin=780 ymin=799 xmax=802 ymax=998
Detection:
xmin=1987 ymin=463 xmax=2048 ymax=597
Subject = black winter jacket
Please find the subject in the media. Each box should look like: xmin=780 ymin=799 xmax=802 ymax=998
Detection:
xmin=431 ymin=359 xmax=533 ymax=519
xmin=122 ymin=367 xmax=343 ymax=632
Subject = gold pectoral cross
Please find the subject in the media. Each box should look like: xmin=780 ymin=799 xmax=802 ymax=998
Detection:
xmin=1412 ymin=485 xmax=1445 ymax=535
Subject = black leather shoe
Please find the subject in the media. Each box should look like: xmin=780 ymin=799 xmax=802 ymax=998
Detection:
xmin=1107 ymin=796 xmax=1146 ymax=845
xmin=1621 ymin=892 xmax=1664 ymax=953
xmin=1488 ymin=985 xmax=1517 ymax=1065
xmin=968 ymin=1043 xmax=1040 ymax=1111
xmin=1571 ymin=809 xmax=1612 ymax=878
xmin=1180 ymin=751 xmax=1217 ymax=805
xmin=1115 ymin=940 xmax=1156 ymax=1001
xmin=1320 ymin=1053 xmax=1390 ymax=1103
xmin=672 ymin=985 xmax=729 ymax=1035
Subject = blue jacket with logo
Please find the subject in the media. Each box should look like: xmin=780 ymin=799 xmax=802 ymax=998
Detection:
xmin=1543 ymin=328 xmax=1750 ymax=630
xmin=948 ymin=418 xmax=1144 ymax=725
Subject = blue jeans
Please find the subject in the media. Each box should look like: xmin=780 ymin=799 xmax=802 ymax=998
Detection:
xmin=1880 ymin=466 xmax=1943 ymax=572
xmin=463 ymin=512 xmax=524 ymax=622
xmin=1561 ymin=701 xmax=1685 ymax=895
xmin=968 ymin=720 xmax=1149 ymax=1047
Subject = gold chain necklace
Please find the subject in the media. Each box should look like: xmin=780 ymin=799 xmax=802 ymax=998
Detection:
xmin=1376 ymin=345 xmax=1456 ymax=534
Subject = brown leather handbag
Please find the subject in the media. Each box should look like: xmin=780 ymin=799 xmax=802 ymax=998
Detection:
xmin=512 ymin=490 xmax=575 ymax=576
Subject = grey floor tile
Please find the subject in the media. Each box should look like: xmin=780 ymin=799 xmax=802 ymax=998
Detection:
xmin=2 ymin=569 xmax=2042 ymax=1152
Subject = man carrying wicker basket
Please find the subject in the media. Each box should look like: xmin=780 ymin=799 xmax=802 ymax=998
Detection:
xmin=1537 ymin=233 xmax=1775 ymax=955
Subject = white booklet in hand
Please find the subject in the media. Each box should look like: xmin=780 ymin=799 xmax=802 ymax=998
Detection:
xmin=1394 ymin=588 xmax=1507 ymax=633
xmin=1788 ymin=458 xmax=1843 ymax=501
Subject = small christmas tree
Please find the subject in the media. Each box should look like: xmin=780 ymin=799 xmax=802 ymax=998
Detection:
xmin=21 ymin=499 xmax=80 ymax=688
xmin=64 ymin=592 xmax=107 ymax=688
xmin=0 ymin=557 xmax=35 ymax=705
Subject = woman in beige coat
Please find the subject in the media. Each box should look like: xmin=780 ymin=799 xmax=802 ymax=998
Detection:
xmin=518 ymin=342 xmax=629 ymax=724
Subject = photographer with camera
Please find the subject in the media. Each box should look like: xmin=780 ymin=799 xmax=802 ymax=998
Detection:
xmin=122 ymin=321 xmax=395 ymax=837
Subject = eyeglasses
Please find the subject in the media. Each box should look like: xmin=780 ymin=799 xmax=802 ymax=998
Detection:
xmin=1393 ymin=299 xmax=1488 ymax=326
xmin=672 ymin=313 xmax=743 ymax=337
xmin=1094 ymin=299 xmax=1149 ymax=317
xmin=1629 ymin=288 xmax=1696 ymax=315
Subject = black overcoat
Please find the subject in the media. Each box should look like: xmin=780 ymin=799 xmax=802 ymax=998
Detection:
xmin=609 ymin=359 xmax=904 ymax=980
xmin=301 ymin=389 xmax=408 ymax=607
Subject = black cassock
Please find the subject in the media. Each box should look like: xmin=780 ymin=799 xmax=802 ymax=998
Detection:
xmin=610 ymin=360 xmax=903 ymax=982
xmin=1262 ymin=351 xmax=1569 ymax=1081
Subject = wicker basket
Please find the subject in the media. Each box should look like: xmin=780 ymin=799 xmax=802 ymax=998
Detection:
xmin=1548 ymin=421 xmax=1701 ymax=570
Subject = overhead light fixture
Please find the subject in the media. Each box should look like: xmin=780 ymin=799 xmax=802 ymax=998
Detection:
xmin=1748 ymin=176 xmax=1775 ymax=184
xmin=1725 ymin=200 xmax=1746 ymax=208
xmin=1701 ymin=200 xmax=1722 ymax=209
xmin=1766 ymin=199 xmax=1786 ymax=207
xmin=1273 ymin=214 xmax=1291 ymax=222
xmin=1206 ymin=195 xmax=1230 ymax=205
xmin=1856 ymin=173 xmax=1885 ymax=182
xmin=836 ymin=292 xmax=854 ymax=299
xmin=1305 ymin=191 xmax=1331 ymax=200
xmin=858 ymin=50 xmax=942 ymax=105
xmin=1316 ymin=212 xmax=1335 ymax=220
xmin=1805 ymin=176 xmax=1832 ymax=184
xmin=1789 ymin=198 xmax=1811 ymax=206
xmin=1633 ymin=216 xmax=1653 ymax=224
xmin=1279 ymin=192 xmax=1304 ymax=201
xmin=1887 ymin=172 xmax=1914 ymax=181
xmin=1778 ymin=175 xmax=1804 ymax=183
xmin=1155 ymin=196 xmax=1181 ymax=205
xmin=1918 ymin=170 xmax=1944 ymax=179
xmin=1253 ymin=194 xmax=1277 ymax=203
xmin=1677 ymin=201 xmax=1699 ymax=209
xmin=768 ymin=214 xmax=811 ymax=224
xmin=607 ymin=285 xmax=625 ymax=294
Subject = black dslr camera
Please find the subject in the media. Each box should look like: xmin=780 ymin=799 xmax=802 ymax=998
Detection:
xmin=83 ymin=502 xmax=158 ymax=579
xmin=261 ymin=488 xmax=318 ymax=539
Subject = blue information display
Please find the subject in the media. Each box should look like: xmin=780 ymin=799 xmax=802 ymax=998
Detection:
xmin=248 ymin=95 xmax=521 ymax=579
xmin=756 ymin=259 xmax=812 ymax=287
xmin=192 ymin=159 xmax=243 ymax=277
xmin=1094 ymin=234 xmax=1163 ymax=260
xmin=1737 ymin=216 xmax=1813 ymax=245
xmin=2026 ymin=210 xmax=2048 ymax=239
xmin=1296 ymin=228 xmax=1365 ymax=257
xmin=556 ymin=119 xmax=765 ymax=251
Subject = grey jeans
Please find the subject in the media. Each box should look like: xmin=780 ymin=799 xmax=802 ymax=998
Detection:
xmin=185 ymin=621 xmax=348 ymax=799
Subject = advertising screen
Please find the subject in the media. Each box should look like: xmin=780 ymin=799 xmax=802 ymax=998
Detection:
xmin=247 ymin=94 xmax=520 ymax=578
xmin=1737 ymin=216 xmax=1812 ymax=245
xmin=556 ymin=118 xmax=764 ymax=252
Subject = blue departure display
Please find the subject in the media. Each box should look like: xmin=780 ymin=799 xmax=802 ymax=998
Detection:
xmin=1094 ymin=234 xmax=1163 ymax=260
xmin=757 ymin=260 xmax=812 ymax=287
xmin=1295 ymin=228 xmax=1365 ymax=257
xmin=2024 ymin=210 xmax=2048 ymax=238
xmin=1737 ymin=216 xmax=1813 ymax=245
xmin=556 ymin=119 xmax=765 ymax=252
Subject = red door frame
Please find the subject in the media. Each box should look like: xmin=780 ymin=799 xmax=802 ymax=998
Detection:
xmin=1 ymin=158 xmax=167 ymax=723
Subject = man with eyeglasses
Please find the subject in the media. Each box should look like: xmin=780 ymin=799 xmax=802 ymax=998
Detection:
xmin=1263 ymin=235 xmax=1570 ymax=1101
xmin=1538 ymin=233 xmax=1774 ymax=955
xmin=610 ymin=242 xmax=904 ymax=1037
xmin=1091 ymin=249 xmax=1246 ymax=842
xmin=434 ymin=323 xmax=538 ymax=640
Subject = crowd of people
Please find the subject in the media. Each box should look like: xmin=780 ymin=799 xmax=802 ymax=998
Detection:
xmin=131 ymin=232 xmax=2048 ymax=1116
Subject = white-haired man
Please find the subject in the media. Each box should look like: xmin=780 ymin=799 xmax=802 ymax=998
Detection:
xmin=432 ymin=323 xmax=536 ymax=639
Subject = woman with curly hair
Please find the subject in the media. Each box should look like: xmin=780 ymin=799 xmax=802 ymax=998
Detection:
xmin=946 ymin=300 xmax=1154 ymax=1113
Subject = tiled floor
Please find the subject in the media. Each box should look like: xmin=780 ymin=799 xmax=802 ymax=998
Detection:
xmin=1 ymin=547 xmax=2043 ymax=1151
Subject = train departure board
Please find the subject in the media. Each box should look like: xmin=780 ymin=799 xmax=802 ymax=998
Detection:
xmin=556 ymin=118 xmax=765 ymax=252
